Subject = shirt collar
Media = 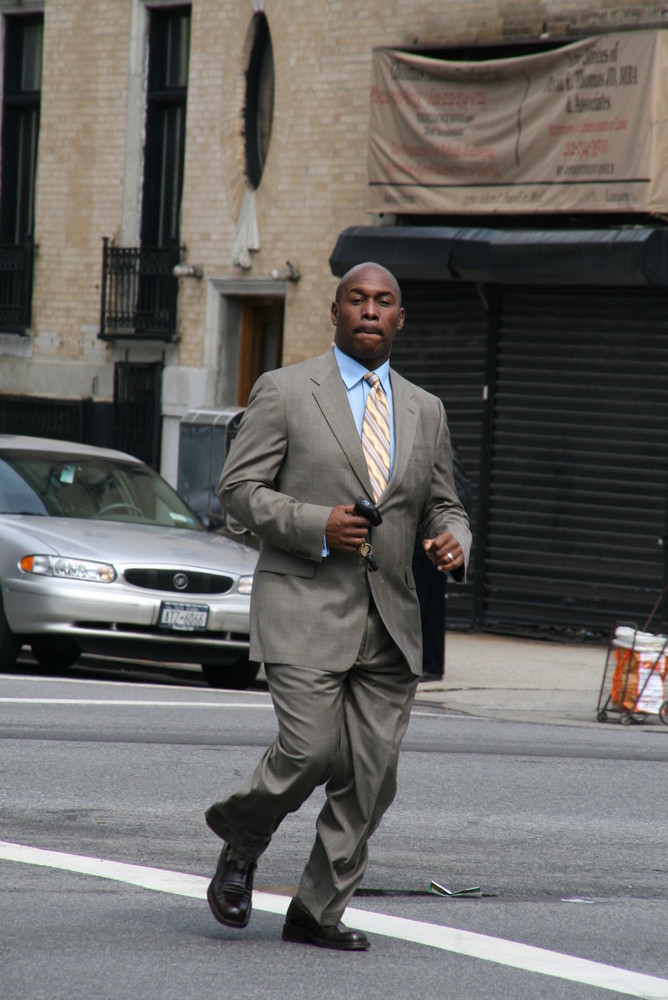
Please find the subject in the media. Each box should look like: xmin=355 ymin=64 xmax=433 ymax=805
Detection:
xmin=333 ymin=345 xmax=391 ymax=393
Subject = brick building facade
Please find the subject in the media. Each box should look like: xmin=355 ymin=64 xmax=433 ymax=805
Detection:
xmin=2 ymin=0 xmax=668 ymax=636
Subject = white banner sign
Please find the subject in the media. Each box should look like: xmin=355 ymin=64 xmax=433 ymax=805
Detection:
xmin=368 ymin=32 xmax=668 ymax=215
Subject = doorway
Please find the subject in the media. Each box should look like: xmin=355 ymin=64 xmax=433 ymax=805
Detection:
xmin=236 ymin=297 xmax=283 ymax=405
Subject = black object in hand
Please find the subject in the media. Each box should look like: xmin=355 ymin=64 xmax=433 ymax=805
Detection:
xmin=354 ymin=497 xmax=381 ymax=572
xmin=354 ymin=496 xmax=383 ymax=527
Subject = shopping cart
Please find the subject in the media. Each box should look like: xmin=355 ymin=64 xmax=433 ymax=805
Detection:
xmin=597 ymin=587 xmax=668 ymax=725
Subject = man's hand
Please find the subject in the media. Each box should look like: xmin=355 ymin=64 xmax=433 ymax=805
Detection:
xmin=422 ymin=531 xmax=464 ymax=572
xmin=326 ymin=504 xmax=372 ymax=552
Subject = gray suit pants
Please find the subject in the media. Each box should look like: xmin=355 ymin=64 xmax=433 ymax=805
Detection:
xmin=207 ymin=601 xmax=418 ymax=925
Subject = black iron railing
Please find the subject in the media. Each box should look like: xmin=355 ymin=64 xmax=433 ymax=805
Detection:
xmin=0 ymin=395 xmax=91 ymax=441
xmin=99 ymin=239 xmax=181 ymax=341
xmin=0 ymin=242 xmax=35 ymax=334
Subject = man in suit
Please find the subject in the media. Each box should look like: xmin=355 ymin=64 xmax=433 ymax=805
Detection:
xmin=205 ymin=262 xmax=471 ymax=951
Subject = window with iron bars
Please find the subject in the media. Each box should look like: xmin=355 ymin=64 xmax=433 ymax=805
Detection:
xmin=0 ymin=14 xmax=42 ymax=334
xmin=99 ymin=239 xmax=181 ymax=341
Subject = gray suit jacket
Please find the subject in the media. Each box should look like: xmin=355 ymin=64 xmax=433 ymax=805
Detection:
xmin=217 ymin=349 xmax=471 ymax=675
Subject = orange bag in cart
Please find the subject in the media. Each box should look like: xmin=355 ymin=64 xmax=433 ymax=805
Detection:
xmin=610 ymin=627 xmax=668 ymax=714
xmin=610 ymin=648 xmax=636 ymax=711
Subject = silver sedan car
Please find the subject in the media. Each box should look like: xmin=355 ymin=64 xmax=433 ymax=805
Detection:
xmin=0 ymin=435 xmax=259 ymax=688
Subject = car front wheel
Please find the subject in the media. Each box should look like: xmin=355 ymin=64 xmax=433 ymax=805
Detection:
xmin=201 ymin=656 xmax=260 ymax=690
xmin=31 ymin=637 xmax=82 ymax=671
xmin=0 ymin=596 xmax=21 ymax=669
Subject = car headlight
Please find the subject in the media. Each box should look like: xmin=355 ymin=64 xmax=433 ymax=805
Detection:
xmin=237 ymin=575 xmax=253 ymax=595
xmin=19 ymin=555 xmax=117 ymax=583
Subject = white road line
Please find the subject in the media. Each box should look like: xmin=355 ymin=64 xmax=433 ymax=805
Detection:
xmin=2 ymin=673 xmax=268 ymax=693
xmin=411 ymin=710 xmax=484 ymax=719
xmin=0 ymin=698 xmax=274 ymax=708
xmin=0 ymin=697 xmax=460 ymax=717
xmin=0 ymin=678 xmax=456 ymax=718
xmin=0 ymin=699 xmax=459 ymax=716
xmin=1 ymin=841 xmax=667 ymax=997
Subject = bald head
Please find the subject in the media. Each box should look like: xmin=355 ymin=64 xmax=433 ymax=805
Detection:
xmin=331 ymin=262 xmax=405 ymax=370
xmin=335 ymin=262 xmax=402 ymax=306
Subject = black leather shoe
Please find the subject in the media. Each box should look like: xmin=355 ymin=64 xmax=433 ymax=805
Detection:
xmin=282 ymin=897 xmax=370 ymax=951
xmin=207 ymin=845 xmax=256 ymax=928
xmin=419 ymin=671 xmax=443 ymax=683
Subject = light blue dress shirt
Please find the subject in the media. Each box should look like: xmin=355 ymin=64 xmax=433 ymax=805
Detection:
xmin=322 ymin=347 xmax=396 ymax=556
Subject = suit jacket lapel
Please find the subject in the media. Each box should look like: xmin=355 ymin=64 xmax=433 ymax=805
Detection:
xmin=311 ymin=352 xmax=373 ymax=493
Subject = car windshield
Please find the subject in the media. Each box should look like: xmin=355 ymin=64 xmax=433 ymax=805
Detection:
xmin=0 ymin=450 xmax=203 ymax=529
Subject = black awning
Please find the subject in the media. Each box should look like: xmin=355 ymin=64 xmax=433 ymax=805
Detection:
xmin=329 ymin=225 xmax=668 ymax=286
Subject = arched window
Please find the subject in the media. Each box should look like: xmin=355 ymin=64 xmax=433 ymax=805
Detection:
xmin=244 ymin=13 xmax=274 ymax=189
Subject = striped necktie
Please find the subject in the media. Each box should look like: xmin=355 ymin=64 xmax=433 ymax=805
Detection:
xmin=361 ymin=371 xmax=391 ymax=502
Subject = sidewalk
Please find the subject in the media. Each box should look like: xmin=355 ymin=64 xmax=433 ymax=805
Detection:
xmin=414 ymin=632 xmax=607 ymax=726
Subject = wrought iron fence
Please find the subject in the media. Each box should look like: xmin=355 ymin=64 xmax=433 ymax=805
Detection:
xmin=0 ymin=395 xmax=90 ymax=441
xmin=0 ymin=242 xmax=35 ymax=334
xmin=99 ymin=239 xmax=181 ymax=341
xmin=113 ymin=361 xmax=162 ymax=469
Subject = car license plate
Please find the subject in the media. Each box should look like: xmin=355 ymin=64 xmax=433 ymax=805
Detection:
xmin=159 ymin=602 xmax=209 ymax=631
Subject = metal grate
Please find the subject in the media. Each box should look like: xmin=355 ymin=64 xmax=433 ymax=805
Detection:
xmin=486 ymin=285 xmax=668 ymax=638
xmin=391 ymin=280 xmax=668 ymax=640
xmin=124 ymin=568 xmax=235 ymax=595
xmin=0 ymin=243 xmax=35 ymax=333
xmin=99 ymin=239 xmax=180 ymax=341
xmin=113 ymin=362 xmax=162 ymax=469
xmin=0 ymin=394 xmax=88 ymax=441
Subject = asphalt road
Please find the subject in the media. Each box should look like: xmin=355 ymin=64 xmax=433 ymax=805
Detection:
xmin=2 ymin=659 xmax=668 ymax=1000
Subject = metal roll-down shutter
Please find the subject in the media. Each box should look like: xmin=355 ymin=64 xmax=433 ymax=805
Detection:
xmin=391 ymin=281 xmax=488 ymax=628
xmin=485 ymin=285 xmax=668 ymax=637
